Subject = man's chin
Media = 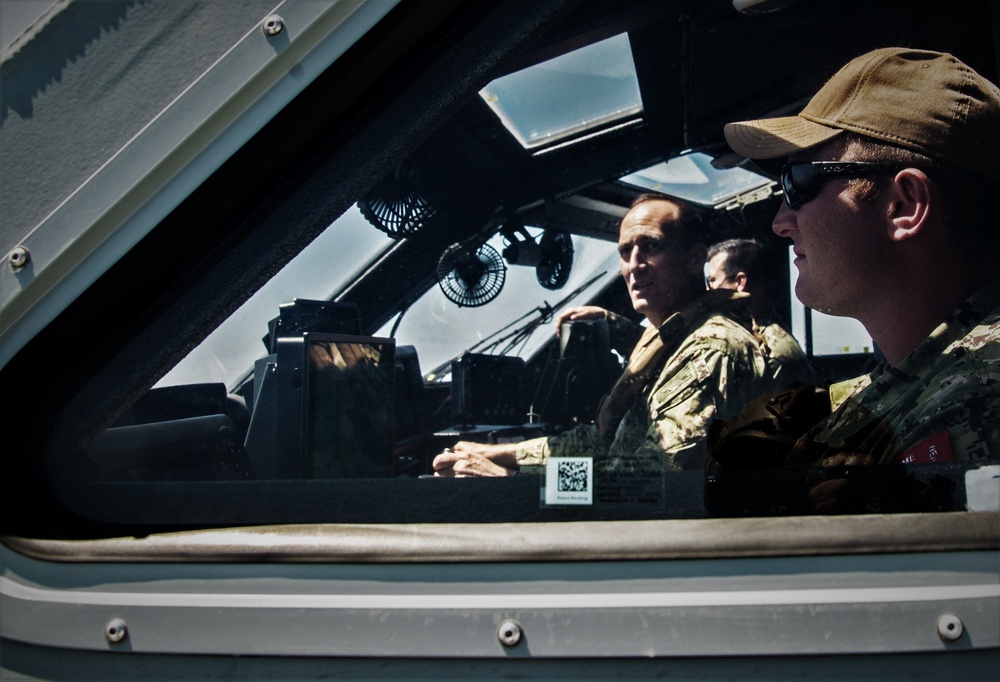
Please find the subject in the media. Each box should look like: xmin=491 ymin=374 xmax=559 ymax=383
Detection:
xmin=793 ymin=281 xmax=829 ymax=313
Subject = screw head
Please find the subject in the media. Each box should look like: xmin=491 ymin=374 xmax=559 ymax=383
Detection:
xmin=8 ymin=246 xmax=29 ymax=270
xmin=497 ymin=619 xmax=522 ymax=647
xmin=104 ymin=617 xmax=128 ymax=643
xmin=937 ymin=613 xmax=964 ymax=642
xmin=262 ymin=14 xmax=284 ymax=37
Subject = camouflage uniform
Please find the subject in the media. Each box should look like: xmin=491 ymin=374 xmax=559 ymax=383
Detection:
xmin=516 ymin=290 xmax=768 ymax=472
xmin=787 ymin=278 xmax=1000 ymax=466
xmin=755 ymin=319 xmax=815 ymax=390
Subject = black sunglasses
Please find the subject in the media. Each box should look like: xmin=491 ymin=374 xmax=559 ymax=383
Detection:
xmin=779 ymin=161 xmax=902 ymax=210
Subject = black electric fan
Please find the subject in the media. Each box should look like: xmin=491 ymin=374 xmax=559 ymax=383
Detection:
xmin=436 ymin=242 xmax=507 ymax=307
xmin=535 ymin=230 xmax=573 ymax=290
xmin=501 ymin=225 xmax=574 ymax=290
xmin=358 ymin=146 xmax=457 ymax=238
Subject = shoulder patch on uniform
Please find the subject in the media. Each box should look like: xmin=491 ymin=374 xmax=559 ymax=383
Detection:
xmin=828 ymin=375 xmax=870 ymax=411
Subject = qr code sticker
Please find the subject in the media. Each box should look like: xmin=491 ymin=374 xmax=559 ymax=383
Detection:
xmin=558 ymin=460 xmax=590 ymax=492
xmin=544 ymin=456 xmax=593 ymax=505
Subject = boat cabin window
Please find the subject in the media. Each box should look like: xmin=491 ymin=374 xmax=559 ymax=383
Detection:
xmin=3 ymin=0 xmax=994 ymax=535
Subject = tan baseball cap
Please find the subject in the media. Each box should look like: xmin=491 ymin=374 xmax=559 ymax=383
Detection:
xmin=724 ymin=48 xmax=1000 ymax=183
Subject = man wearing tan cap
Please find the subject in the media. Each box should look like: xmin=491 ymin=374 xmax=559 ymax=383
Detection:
xmin=724 ymin=47 xmax=1000 ymax=503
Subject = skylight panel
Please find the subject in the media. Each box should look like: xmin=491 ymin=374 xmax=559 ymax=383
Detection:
xmin=619 ymin=152 xmax=774 ymax=207
xmin=479 ymin=33 xmax=642 ymax=150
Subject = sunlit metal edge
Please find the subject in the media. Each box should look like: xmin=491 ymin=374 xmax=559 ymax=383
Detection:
xmin=4 ymin=511 xmax=997 ymax=564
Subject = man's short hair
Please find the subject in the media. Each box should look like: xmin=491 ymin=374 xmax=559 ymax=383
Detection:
xmin=842 ymin=134 xmax=997 ymax=248
xmin=629 ymin=193 xmax=706 ymax=248
xmin=708 ymin=238 xmax=766 ymax=282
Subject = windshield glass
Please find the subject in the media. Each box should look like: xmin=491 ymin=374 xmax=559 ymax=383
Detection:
xmin=161 ymin=220 xmax=619 ymax=390
xmin=379 ymin=229 xmax=619 ymax=380
xmin=159 ymin=207 xmax=394 ymax=389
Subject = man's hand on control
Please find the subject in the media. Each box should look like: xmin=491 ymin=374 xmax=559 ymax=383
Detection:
xmin=432 ymin=441 xmax=518 ymax=477
xmin=554 ymin=306 xmax=607 ymax=336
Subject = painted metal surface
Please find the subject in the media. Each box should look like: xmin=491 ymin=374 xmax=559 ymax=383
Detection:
xmin=0 ymin=0 xmax=399 ymax=369
xmin=3 ymin=541 xmax=998 ymax=659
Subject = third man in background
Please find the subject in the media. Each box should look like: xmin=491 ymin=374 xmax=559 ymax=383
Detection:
xmin=706 ymin=238 xmax=815 ymax=389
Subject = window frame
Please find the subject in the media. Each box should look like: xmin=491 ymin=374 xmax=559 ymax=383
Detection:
xmin=0 ymin=0 xmax=996 ymax=555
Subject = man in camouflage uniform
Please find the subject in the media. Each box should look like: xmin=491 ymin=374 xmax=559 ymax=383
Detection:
xmin=785 ymin=287 xmax=1000 ymax=468
xmin=706 ymin=237 xmax=815 ymax=389
xmin=724 ymin=48 xmax=1000 ymax=506
xmin=432 ymin=194 xmax=768 ymax=476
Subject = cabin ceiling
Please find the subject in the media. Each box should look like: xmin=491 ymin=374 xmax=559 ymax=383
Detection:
xmin=391 ymin=0 xmax=998 ymax=236
xmin=340 ymin=0 xmax=997 ymax=329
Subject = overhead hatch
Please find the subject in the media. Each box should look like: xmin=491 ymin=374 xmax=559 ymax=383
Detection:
xmin=478 ymin=33 xmax=642 ymax=150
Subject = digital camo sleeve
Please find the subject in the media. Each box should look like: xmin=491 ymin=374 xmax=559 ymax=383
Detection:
xmin=515 ymin=424 xmax=607 ymax=467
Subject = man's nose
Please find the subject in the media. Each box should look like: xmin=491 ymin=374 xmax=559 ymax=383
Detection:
xmin=626 ymin=247 xmax=644 ymax=271
xmin=772 ymin=202 xmax=798 ymax=239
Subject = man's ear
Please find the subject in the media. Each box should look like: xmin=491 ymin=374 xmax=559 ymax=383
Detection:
xmin=734 ymin=272 xmax=748 ymax=292
xmin=886 ymin=168 xmax=932 ymax=242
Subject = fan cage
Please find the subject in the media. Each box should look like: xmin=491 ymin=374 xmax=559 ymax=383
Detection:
xmin=536 ymin=230 xmax=573 ymax=290
xmin=437 ymin=243 xmax=507 ymax=307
